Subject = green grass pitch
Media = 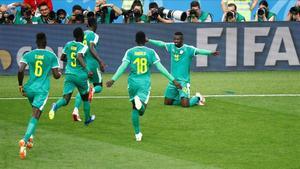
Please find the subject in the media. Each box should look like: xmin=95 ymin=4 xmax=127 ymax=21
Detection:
xmin=0 ymin=71 xmax=299 ymax=169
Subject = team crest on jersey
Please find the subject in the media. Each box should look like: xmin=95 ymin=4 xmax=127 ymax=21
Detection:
xmin=174 ymin=54 xmax=180 ymax=61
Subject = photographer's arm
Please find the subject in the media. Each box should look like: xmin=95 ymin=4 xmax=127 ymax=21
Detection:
xmin=157 ymin=15 xmax=174 ymax=23
xmin=111 ymin=4 xmax=122 ymax=16
xmin=221 ymin=0 xmax=228 ymax=13
xmin=250 ymin=0 xmax=258 ymax=11
xmin=148 ymin=39 xmax=167 ymax=48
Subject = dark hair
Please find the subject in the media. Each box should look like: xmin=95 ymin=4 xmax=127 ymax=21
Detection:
xmin=228 ymin=3 xmax=237 ymax=11
xmin=36 ymin=32 xmax=47 ymax=47
xmin=289 ymin=6 xmax=298 ymax=15
xmin=131 ymin=0 xmax=143 ymax=10
xmin=259 ymin=0 xmax=269 ymax=8
xmin=149 ymin=2 xmax=158 ymax=9
xmin=135 ymin=31 xmax=146 ymax=44
xmin=72 ymin=5 xmax=82 ymax=12
xmin=73 ymin=27 xmax=84 ymax=39
xmin=190 ymin=1 xmax=200 ymax=8
xmin=88 ymin=17 xmax=97 ymax=28
xmin=57 ymin=9 xmax=66 ymax=16
xmin=38 ymin=2 xmax=48 ymax=9
xmin=174 ymin=32 xmax=184 ymax=36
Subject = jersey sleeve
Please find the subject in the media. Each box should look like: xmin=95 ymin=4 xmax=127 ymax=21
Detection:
xmin=90 ymin=33 xmax=99 ymax=45
xmin=51 ymin=53 xmax=60 ymax=68
xmin=20 ymin=52 xmax=29 ymax=64
xmin=191 ymin=46 xmax=212 ymax=57
xmin=122 ymin=49 xmax=130 ymax=63
xmin=165 ymin=43 xmax=172 ymax=52
xmin=78 ymin=44 xmax=88 ymax=55
xmin=151 ymin=50 xmax=161 ymax=64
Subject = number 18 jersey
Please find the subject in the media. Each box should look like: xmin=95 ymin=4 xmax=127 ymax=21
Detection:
xmin=20 ymin=49 xmax=59 ymax=93
xmin=122 ymin=46 xmax=160 ymax=87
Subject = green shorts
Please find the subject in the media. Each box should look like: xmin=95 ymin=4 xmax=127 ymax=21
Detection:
xmin=25 ymin=91 xmax=49 ymax=111
xmin=128 ymin=85 xmax=151 ymax=104
xmin=89 ymin=67 xmax=102 ymax=84
xmin=63 ymin=74 xmax=89 ymax=95
xmin=164 ymin=81 xmax=190 ymax=100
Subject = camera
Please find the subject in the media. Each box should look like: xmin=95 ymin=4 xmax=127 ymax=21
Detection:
xmin=159 ymin=7 xmax=187 ymax=21
xmin=189 ymin=9 xmax=198 ymax=18
xmin=21 ymin=7 xmax=32 ymax=18
xmin=225 ymin=11 xmax=236 ymax=22
xmin=150 ymin=8 xmax=159 ymax=20
xmin=257 ymin=7 xmax=268 ymax=16
xmin=96 ymin=5 xmax=108 ymax=17
xmin=0 ymin=11 xmax=15 ymax=24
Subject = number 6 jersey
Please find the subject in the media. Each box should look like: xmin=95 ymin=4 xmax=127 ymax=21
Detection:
xmin=20 ymin=49 xmax=60 ymax=93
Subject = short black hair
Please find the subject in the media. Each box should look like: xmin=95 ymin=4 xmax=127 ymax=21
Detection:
xmin=149 ymin=2 xmax=158 ymax=9
xmin=88 ymin=17 xmax=97 ymax=28
xmin=174 ymin=32 xmax=184 ymax=36
xmin=190 ymin=1 xmax=200 ymax=8
xmin=38 ymin=2 xmax=48 ymax=9
xmin=36 ymin=32 xmax=47 ymax=47
xmin=135 ymin=31 xmax=146 ymax=44
xmin=131 ymin=0 xmax=143 ymax=9
xmin=57 ymin=9 xmax=66 ymax=16
xmin=73 ymin=27 xmax=84 ymax=40
xmin=228 ymin=3 xmax=237 ymax=11
xmin=259 ymin=0 xmax=269 ymax=8
xmin=72 ymin=5 xmax=82 ymax=12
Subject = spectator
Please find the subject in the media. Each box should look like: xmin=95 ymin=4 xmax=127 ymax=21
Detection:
xmin=94 ymin=0 xmax=122 ymax=24
xmin=221 ymin=0 xmax=258 ymax=21
xmin=23 ymin=0 xmax=53 ymax=15
xmin=286 ymin=6 xmax=300 ymax=21
xmin=13 ymin=3 xmax=33 ymax=24
xmin=32 ymin=2 xmax=55 ymax=24
xmin=187 ymin=1 xmax=212 ymax=23
xmin=67 ymin=5 xmax=83 ymax=24
xmin=222 ymin=3 xmax=245 ymax=22
xmin=124 ymin=0 xmax=148 ymax=23
xmin=56 ymin=9 xmax=67 ymax=24
xmin=147 ymin=2 xmax=173 ymax=23
xmin=255 ymin=0 xmax=276 ymax=22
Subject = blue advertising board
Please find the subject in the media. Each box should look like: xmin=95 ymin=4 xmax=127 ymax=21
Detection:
xmin=0 ymin=22 xmax=299 ymax=75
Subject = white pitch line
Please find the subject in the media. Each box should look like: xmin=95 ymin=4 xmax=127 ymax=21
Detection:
xmin=0 ymin=94 xmax=300 ymax=100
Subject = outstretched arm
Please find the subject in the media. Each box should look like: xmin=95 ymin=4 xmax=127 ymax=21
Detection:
xmin=195 ymin=48 xmax=220 ymax=56
xmin=90 ymin=43 xmax=106 ymax=72
xmin=154 ymin=62 xmax=182 ymax=89
xmin=148 ymin=39 xmax=167 ymax=48
xmin=106 ymin=61 xmax=130 ymax=87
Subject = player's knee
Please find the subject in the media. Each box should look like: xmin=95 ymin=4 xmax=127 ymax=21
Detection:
xmin=181 ymin=99 xmax=190 ymax=108
xmin=80 ymin=93 xmax=89 ymax=101
xmin=164 ymin=99 xmax=173 ymax=105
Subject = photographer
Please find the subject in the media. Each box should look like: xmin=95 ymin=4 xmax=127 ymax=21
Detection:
xmin=94 ymin=0 xmax=122 ymax=24
xmin=123 ymin=0 xmax=148 ymax=24
xmin=56 ymin=9 xmax=67 ymax=24
xmin=221 ymin=0 xmax=258 ymax=21
xmin=255 ymin=0 xmax=276 ymax=22
xmin=0 ymin=10 xmax=15 ymax=24
xmin=286 ymin=6 xmax=300 ymax=21
xmin=32 ymin=2 xmax=56 ymax=24
xmin=187 ymin=1 xmax=212 ymax=23
xmin=67 ymin=5 xmax=83 ymax=24
xmin=147 ymin=2 xmax=173 ymax=23
xmin=222 ymin=3 xmax=245 ymax=22
xmin=13 ymin=3 xmax=33 ymax=24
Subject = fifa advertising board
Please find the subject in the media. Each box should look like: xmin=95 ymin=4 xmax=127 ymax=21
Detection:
xmin=0 ymin=22 xmax=299 ymax=75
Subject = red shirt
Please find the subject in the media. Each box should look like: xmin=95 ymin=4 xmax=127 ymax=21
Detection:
xmin=24 ymin=0 xmax=53 ymax=11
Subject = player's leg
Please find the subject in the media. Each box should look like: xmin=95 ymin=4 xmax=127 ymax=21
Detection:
xmin=77 ymin=77 xmax=95 ymax=125
xmin=88 ymin=68 xmax=103 ymax=102
xmin=164 ymin=82 xmax=181 ymax=105
xmin=19 ymin=93 xmax=48 ymax=159
xmin=49 ymin=75 xmax=75 ymax=120
xmin=72 ymin=92 xmax=82 ymax=121
xmin=180 ymin=83 xmax=202 ymax=107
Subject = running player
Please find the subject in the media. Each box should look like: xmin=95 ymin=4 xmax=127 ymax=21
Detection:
xmin=106 ymin=31 xmax=181 ymax=141
xmin=18 ymin=32 xmax=61 ymax=159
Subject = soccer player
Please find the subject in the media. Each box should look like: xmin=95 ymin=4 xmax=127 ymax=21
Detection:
xmin=106 ymin=31 xmax=181 ymax=141
xmin=49 ymin=27 xmax=95 ymax=125
xmin=72 ymin=18 xmax=105 ymax=122
xmin=18 ymin=32 xmax=61 ymax=159
xmin=147 ymin=32 xmax=220 ymax=107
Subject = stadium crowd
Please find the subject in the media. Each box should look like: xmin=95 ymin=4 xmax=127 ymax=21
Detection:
xmin=0 ymin=0 xmax=299 ymax=24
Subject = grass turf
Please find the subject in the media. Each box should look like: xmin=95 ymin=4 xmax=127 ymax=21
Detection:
xmin=0 ymin=71 xmax=299 ymax=169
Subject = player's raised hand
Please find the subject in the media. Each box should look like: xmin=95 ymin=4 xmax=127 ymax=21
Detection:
xmin=212 ymin=51 xmax=220 ymax=56
xmin=106 ymin=80 xmax=115 ymax=88
xmin=173 ymin=80 xmax=182 ymax=89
